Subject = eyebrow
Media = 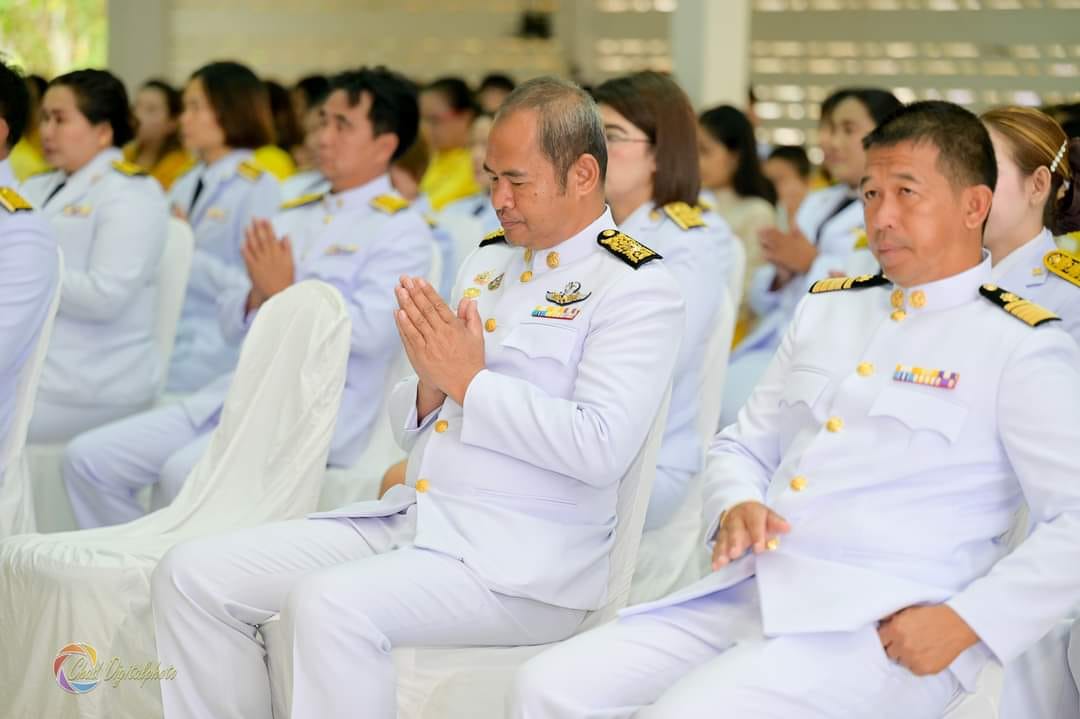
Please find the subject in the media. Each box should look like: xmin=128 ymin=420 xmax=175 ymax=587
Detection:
xmin=482 ymin=163 xmax=527 ymax=178
xmin=859 ymin=171 xmax=922 ymax=188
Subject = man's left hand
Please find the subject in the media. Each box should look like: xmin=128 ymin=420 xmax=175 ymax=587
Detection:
xmin=760 ymin=227 xmax=818 ymax=275
xmin=395 ymin=276 xmax=486 ymax=405
xmin=877 ymin=604 xmax=979 ymax=675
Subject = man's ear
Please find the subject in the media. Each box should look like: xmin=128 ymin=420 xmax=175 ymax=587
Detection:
xmin=0 ymin=117 xmax=9 ymax=153
xmin=961 ymin=184 xmax=994 ymax=231
xmin=568 ymin=153 xmax=601 ymax=198
xmin=373 ymin=132 xmax=400 ymax=168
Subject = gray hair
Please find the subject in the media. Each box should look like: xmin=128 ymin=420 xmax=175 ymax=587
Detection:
xmin=495 ymin=76 xmax=607 ymax=190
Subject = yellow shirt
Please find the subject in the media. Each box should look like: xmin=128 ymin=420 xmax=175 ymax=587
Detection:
xmin=9 ymin=137 xmax=50 ymax=182
xmin=252 ymin=145 xmax=296 ymax=181
xmin=419 ymin=147 xmax=480 ymax=212
xmin=123 ymin=143 xmax=195 ymax=191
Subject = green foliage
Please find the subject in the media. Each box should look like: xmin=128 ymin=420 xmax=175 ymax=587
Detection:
xmin=0 ymin=0 xmax=107 ymax=78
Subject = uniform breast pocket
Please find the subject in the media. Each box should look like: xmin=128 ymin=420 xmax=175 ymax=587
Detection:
xmin=500 ymin=321 xmax=579 ymax=365
xmin=777 ymin=367 xmax=831 ymax=440
xmin=868 ymin=385 xmax=967 ymax=452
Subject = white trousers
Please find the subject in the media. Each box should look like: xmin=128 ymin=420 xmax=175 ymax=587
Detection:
xmin=512 ymin=579 xmax=961 ymax=719
xmin=27 ymin=396 xmax=147 ymax=444
xmin=63 ymin=402 xmax=212 ymax=528
xmin=151 ymin=510 xmax=584 ymax=719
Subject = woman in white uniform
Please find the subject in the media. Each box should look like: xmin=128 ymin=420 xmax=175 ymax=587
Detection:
xmin=593 ymin=71 xmax=735 ymax=531
xmin=166 ymin=62 xmax=281 ymax=392
xmin=982 ymin=106 xmax=1080 ymax=341
xmin=719 ymin=87 xmax=901 ymax=427
xmin=22 ymin=69 xmax=167 ymax=443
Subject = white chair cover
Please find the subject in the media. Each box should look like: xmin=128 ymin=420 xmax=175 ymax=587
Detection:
xmin=629 ymin=238 xmax=746 ymax=604
xmin=262 ymin=390 xmax=672 ymax=719
xmin=0 ymin=280 xmax=350 ymax=719
xmin=28 ymin=220 xmax=194 ymax=533
xmin=0 ymin=248 xmax=63 ymax=539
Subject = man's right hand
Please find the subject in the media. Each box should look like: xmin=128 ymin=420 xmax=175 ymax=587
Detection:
xmin=711 ymin=501 xmax=791 ymax=570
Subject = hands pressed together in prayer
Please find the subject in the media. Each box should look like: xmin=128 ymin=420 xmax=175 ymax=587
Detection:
xmin=242 ymin=218 xmax=295 ymax=312
xmin=759 ymin=226 xmax=818 ymax=283
xmin=711 ymin=501 xmax=979 ymax=676
xmin=394 ymin=276 xmax=486 ymax=416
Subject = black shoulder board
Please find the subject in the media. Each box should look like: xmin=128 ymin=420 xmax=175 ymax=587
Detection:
xmin=596 ymin=228 xmax=661 ymax=269
xmin=480 ymin=228 xmax=507 ymax=247
xmin=979 ymin=284 xmax=1061 ymax=327
xmin=808 ymin=273 xmax=889 ymax=294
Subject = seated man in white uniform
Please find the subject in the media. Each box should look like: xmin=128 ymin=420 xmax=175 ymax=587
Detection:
xmin=513 ymin=101 xmax=1080 ymax=718
xmin=63 ymin=68 xmax=434 ymax=529
xmin=150 ymin=76 xmax=684 ymax=719
xmin=0 ymin=59 xmax=60 ymax=482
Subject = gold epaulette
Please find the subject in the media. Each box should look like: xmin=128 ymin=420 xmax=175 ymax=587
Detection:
xmin=237 ymin=160 xmax=264 ymax=181
xmin=280 ymin=192 xmax=325 ymax=210
xmin=111 ymin=160 xmax=148 ymax=177
xmin=371 ymin=194 xmax=409 ymax=215
xmin=479 ymin=228 xmax=506 ymax=247
xmin=979 ymin=284 xmax=1061 ymax=327
xmin=0 ymin=187 xmax=33 ymax=213
xmin=662 ymin=201 xmax=705 ymax=231
xmin=597 ymin=229 xmax=662 ymax=269
xmin=809 ymin=273 xmax=889 ymax=294
xmin=1044 ymin=248 xmax=1080 ymax=289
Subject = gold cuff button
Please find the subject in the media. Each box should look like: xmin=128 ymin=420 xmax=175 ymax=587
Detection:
xmin=435 ymin=420 xmax=448 ymax=433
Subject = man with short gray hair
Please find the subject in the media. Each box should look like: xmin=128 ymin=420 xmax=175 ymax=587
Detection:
xmin=150 ymin=75 xmax=685 ymax=718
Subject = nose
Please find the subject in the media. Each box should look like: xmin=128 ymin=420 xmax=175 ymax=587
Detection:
xmin=870 ymin=191 xmax=900 ymax=232
xmin=490 ymin=178 xmax=513 ymax=213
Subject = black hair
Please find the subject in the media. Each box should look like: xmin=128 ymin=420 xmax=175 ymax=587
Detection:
xmin=698 ymin=104 xmax=777 ymax=203
xmin=863 ymin=100 xmax=997 ymax=192
xmin=328 ymin=66 xmax=420 ymax=162
xmin=294 ymin=74 xmax=330 ymax=109
xmin=423 ymin=76 xmax=477 ymax=114
xmin=767 ymin=145 xmax=811 ymax=179
xmin=0 ymin=57 xmax=29 ymax=150
xmin=479 ymin=73 xmax=515 ymax=94
xmin=49 ymin=69 xmax=134 ymax=147
xmin=821 ymin=87 xmax=903 ymax=127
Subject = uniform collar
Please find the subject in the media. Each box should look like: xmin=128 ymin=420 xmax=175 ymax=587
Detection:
xmin=620 ymin=201 xmax=663 ymax=235
xmin=322 ymin=173 xmax=395 ymax=214
xmin=0 ymin=158 xmax=14 ymax=186
xmin=990 ymin=227 xmax=1053 ymax=285
xmin=518 ymin=206 xmax=615 ymax=281
xmin=63 ymin=146 xmax=121 ymax=185
xmin=886 ymin=251 xmax=992 ymax=319
xmin=201 ymin=149 xmax=253 ymax=185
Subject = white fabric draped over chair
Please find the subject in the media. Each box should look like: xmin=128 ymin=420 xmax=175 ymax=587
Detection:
xmin=0 ymin=280 xmax=350 ymax=719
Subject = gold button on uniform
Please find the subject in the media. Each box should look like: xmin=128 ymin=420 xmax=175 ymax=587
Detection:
xmin=910 ymin=290 xmax=926 ymax=308
xmin=890 ymin=309 xmax=906 ymax=322
xmin=890 ymin=289 xmax=904 ymax=309
xmin=524 ymin=249 xmax=534 ymax=263
xmin=546 ymin=252 xmax=560 ymax=269
xmin=856 ymin=362 xmax=874 ymax=377
xmin=789 ymin=475 xmax=808 ymax=491
xmin=826 ymin=417 xmax=844 ymax=433
xmin=485 ymin=318 xmax=497 ymax=333
xmin=520 ymin=271 xmax=533 ymax=283
xmin=435 ymin=420 xmax=448 ymax=433
xmin=416 ymin=479 xmax=430 ymax=493
xmin=463 ymin=287 xmax=481 ymax=299
xmin=766 ymin=537 xmax=780 ymax=551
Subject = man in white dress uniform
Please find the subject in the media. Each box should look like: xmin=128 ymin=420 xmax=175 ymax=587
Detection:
xmin=150 ymin=76 xmax=684 ymax=718
xmin=512 ymin=101 xmax=1080 ymax=718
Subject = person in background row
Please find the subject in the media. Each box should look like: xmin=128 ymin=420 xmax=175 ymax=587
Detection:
xmin=697 ymin=104 xmax=778 ymax=343
xmin=418 ymin=76 xmax=480 ymax=211
xmin=763 ymin=144 xmax=811 ymax=233
xmin=719 ymin=88 xmax=901 ymax=427
xmin=0 ymin=58 xmax=59 ymax=485
xmin=21 ymin=69 xmax=167 ymax=443
xmin=291 ymin=74 xmax=330 ymax=131
xmin=261 ymin=79 xmax=302 ymax=180
xmin=982 ymin=106 xmax=1080 ymax=343
xmin=9 ymin=72 xmax=49 ymax=181
xmin=477 ymin=72 xmax=515 ymax=114
xmin=124 ymin=79 xmax=192 ymax=191
xmin=165 ymin=60 xmax=281 ymax=393
xmin=594 ymin=71 xmax=733 ymax=531
xmin=281 ymin=87 xmax=331 ymax=203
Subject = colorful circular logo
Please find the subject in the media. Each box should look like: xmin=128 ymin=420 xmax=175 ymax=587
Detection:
xmin=54 ymin=642 xmax=99 ymax=694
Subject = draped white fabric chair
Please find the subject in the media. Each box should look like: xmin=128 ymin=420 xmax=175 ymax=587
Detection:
xmin=261 ymin=390 xmax=672 ymax=719
xmin=0 ymin=248 xmax=63 ymax=539
xmin=29 ymin=219 xmax=194 ymax=533
xmin=0 ymin=280 xmax=350 ymax=719
xmin=629 ymin=238 xmax=746 ymax=604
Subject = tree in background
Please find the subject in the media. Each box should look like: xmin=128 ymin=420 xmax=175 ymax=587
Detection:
xmin=0 ymin=0 xmax=107 ymax=78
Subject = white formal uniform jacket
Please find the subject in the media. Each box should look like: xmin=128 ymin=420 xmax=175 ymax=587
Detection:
xmin=627 ymin=255 xmax=1080 ymax=692
xmin=434 ymin=192 xmax=500 ymax=284
xmin=166 ymin=150 xmax=281 ymax=391
xmin=619 ymin=201 xmax=733 ymax=527
xmin=280 ymin=169 xmax=329 ymax=203
xmin=21 ymin=147 xmax=167 ymax=408
xmin=0 ymin=159 xmax=59 ymax=477
xmin=179 ymin=174 xmax=433 ymax=467
xmin=737 ymin=184 xmax=864 ymax=358
xmin=311 ymin=208 xmax=686 ymax=610
xmin=992 ymin=227 xmax=1080 ymax=343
